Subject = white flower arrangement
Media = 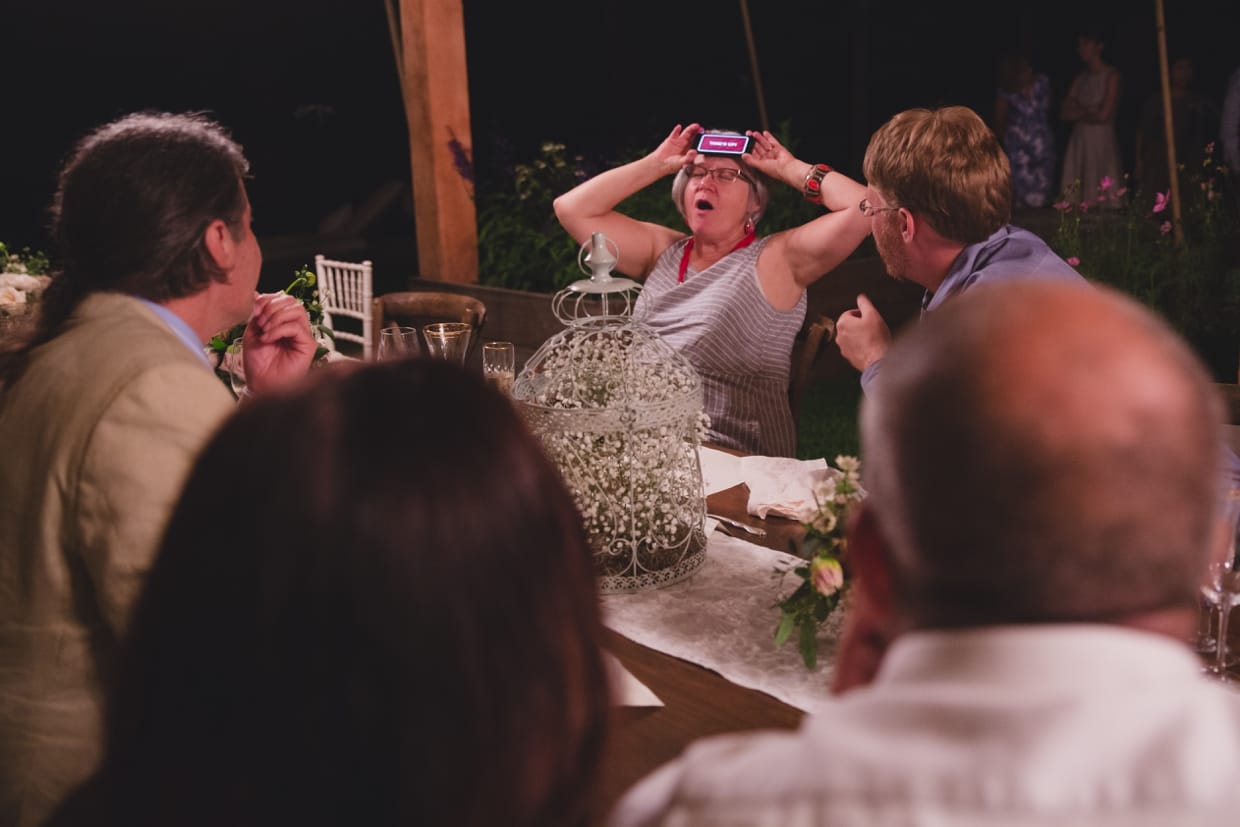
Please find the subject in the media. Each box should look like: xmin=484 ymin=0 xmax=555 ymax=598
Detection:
xmin=0 ymin=244 xmax=51 ymax=318
xmin=774 ymin=454 xmax=865 ymax=669
xmin=516 ymin=318 xmax=711 ymax=593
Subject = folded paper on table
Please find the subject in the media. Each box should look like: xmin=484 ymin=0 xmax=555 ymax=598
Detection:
xmin=739 ymin=455 xmax=834 ymax=521
xmin=601 ymin=532 xmax=846 ymax=713
xmin=698 ymin=445 xmax=747 ymax=495
xmin=604 ymin=650 xmax=664 ymax=707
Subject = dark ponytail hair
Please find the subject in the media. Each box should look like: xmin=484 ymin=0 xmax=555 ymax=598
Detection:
xmin=1 ymin=111 xmax=248 ymax=385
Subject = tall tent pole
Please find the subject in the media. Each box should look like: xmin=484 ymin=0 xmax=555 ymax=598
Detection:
xmin=738 ymin=0 xmax=770 ymax=133
xmin=1154 ymin=0 xmax=1184 ymax=245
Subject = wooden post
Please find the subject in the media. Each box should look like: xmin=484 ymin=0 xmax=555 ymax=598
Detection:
xmin=399 ymin=0 xmax=478 ymax=283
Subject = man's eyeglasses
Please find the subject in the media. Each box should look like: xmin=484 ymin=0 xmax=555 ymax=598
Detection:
xmin=859 ymin=197 xmax=900 ymax=217
xmin=685 ymin=165 xmax=752 ymax=185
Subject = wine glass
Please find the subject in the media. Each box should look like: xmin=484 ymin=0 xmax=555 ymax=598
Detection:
xmin=378 ymin=326 xmax=420 ymax=361
xmin=1201 ymin=489 xmax=1240 ymax=680
xmin=223 ymin=338 xmax=247 ymax=399
xmin=482 ymin=341 xmax=515 ymax=395
xmin=422 ymin=322 xmax=472 ymax=365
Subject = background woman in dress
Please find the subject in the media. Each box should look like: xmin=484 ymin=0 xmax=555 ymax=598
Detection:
xmin=995 ymin=53 xmax=1056 ymax=208
xmin=1059 ymin=26 xmax=1124 ymax=207
xmin=49 ymin=359 xmax=610 ymax=827
xmin=553 ymin=124 xmax=870 ymax=458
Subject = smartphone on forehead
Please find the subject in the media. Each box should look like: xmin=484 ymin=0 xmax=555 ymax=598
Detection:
xmin=695 ymin=132 xmax=752 ymax=156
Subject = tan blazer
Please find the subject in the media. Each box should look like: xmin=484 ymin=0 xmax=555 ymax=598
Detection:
xmin=0 ymin=293 xmax=235 ymax=827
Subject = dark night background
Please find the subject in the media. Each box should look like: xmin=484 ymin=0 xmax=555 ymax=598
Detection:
xmin=2 ymin=0 xmax=1236 ymax=288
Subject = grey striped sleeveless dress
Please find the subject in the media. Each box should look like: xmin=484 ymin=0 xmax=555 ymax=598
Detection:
xmin=633 ymin=236 xmax=807 ymax=457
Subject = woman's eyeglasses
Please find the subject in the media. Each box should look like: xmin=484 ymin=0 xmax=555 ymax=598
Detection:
xmin=685 ymin=165 xmax=752 ymax=185
xmin=859 ymin=197 xmax=900 ymax=217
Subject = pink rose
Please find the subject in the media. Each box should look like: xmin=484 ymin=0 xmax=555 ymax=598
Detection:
xmin=1052 ymin=200 xmax=1072 ymax=212
xmin=1116 ymin=187 xmax=1128 ymax=197
xmin=1099 ymin=176 xmax=1113 ymax=191
xmin=1067 ymin=256 xmax=1080 ymax=267
xmin=1079 ymin=201 xmax=1091 ymax=213
xmin=1153 ymin=191 xmax=1169 ymax=213
xmin=811 ymin=557 xmax=844 ymax=597
xmin=1160 ymin=221 xmax=1172 ymax=235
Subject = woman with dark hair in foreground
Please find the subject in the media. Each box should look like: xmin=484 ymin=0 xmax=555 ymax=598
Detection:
xmin=50 ymin=359 xmax=611 ymax=827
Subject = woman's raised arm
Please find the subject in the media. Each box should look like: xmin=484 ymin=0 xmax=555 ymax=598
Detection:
xmin=743 ymin=130 xmax=871 ymax=310
xmin=553 ymin=124 xmax=700 ymax=279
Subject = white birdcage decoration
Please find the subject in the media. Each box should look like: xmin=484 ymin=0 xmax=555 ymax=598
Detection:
xmin=514 ymin=232 xmax=708 ymax=593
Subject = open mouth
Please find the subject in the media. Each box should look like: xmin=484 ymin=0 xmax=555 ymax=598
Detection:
xmin=695 ymin=198 xmax=714 ymax=211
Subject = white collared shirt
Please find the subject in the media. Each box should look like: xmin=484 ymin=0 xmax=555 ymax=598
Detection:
xmin=609 ymin=625 xmax=1240 ymax=827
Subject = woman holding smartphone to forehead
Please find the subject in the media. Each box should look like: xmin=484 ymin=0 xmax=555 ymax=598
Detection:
xmin=554 ymin=123 xmax=869 ymax=457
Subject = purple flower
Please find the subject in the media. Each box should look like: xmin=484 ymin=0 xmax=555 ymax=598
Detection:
xmin=1153 ymin=191 xmax=1169 ymax=214
xmin=1099 ymin=176 xmax=1114 ymax=191
xmin=1160 ymin=221 xmax=1172 ymax=235
xmin=447 ymin=130 xmax=474 ymax=185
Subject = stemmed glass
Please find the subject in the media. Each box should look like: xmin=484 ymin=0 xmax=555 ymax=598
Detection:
xmin=223 ymin=337 xmax=247 ymax=399
xmin=1201 ymin=489 xmax=1240 ymax=680
xmin=377 ymin=326 xmax=420 ymax=361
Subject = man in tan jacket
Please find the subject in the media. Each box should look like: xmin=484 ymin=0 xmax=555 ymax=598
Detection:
xmin=0 ymin=112 xmax=316 ymax=827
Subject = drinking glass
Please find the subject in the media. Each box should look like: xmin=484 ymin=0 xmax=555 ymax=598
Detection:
xmin=1203 ymin=561 xmax=1240 ymax=682
xmin=422 ymin=322 xmax=472 ymax=365
xmin=1201 ymin=489 xmax=1240 ymax=679
xmin=482 ymin=341 xmax=515 ymax=395
xmin=223 ymin=338 xmax=247 ymax=399
xmin=378 ymin=326 xmax=420 ymax=361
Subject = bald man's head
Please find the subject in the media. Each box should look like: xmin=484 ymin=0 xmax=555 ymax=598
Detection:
xmin=861 ymin=280 xmax=1224 ymax=627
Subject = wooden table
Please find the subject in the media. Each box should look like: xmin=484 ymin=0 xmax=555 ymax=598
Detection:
xmin=588 ymin=477 xmax=810 ymax=823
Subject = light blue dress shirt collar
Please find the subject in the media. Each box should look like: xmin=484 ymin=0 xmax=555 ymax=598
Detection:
xmin=136 ymin=298 xmax=212 ymax=367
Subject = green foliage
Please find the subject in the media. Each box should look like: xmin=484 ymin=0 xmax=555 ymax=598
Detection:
xmin=796 ymin=376 xmax=862 ymax=462
xmin=0 ymin=242 xmax=49 ymax=275
xmin=475 ymin=122 xmax=824 ymax=295
xmin=1050 ymin=145 xmax=1240 ymax=352
xmin=476 ymin=141 xmax=587 ymax=293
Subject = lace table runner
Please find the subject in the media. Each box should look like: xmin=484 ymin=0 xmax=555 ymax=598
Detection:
xmin=601 ymin=531 xmax=848 ymax=713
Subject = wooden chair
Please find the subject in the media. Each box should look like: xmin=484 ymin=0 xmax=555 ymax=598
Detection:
xmin=371 ymin=291 xmax=487 ymax=360
xmin=788 ymin=314 xmax=837 ymax=429
xmin=315 ymin=255 xmax=374 ymax=360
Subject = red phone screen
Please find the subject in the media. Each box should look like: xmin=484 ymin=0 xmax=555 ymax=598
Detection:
xmin=695 ymin=133 xmax=751 ymax=156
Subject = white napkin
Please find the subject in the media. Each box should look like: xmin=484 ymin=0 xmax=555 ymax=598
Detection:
xmin=603 ymin=650 xmax=663 ymax=707
xmin=697 ymin=445 xmax=747 ymax=495
xmin=739 ymin=455 xmax=833 ymax=521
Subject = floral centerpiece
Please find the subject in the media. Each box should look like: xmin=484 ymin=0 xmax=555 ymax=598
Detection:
xmin=0 ymin=242 xmax=51 ymax=321
xmin=1050 ymin=143 xmax=1239 ymax=377
xmin=515 ymin=316 xmax=710 ymax=593
xmin=774 ymin=455 xmax=865 ymax=669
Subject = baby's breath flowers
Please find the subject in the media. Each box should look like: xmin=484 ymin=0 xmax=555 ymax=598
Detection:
xmin=774 ymin=455 xmax=865 ymax=669
xmin=516 ymin=319 xmax=710 ymax=593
